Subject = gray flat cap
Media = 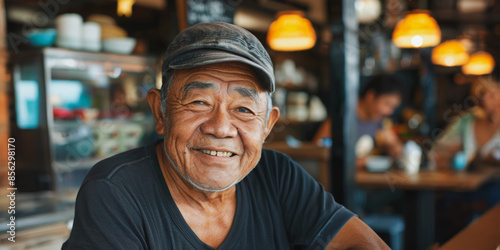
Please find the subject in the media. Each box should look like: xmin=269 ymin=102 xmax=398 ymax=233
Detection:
xmin=163 ymin=22 xmax=275 ymax=92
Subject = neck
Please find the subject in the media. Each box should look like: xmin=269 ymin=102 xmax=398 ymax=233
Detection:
xmin=155 ymin=143 xmax=236 ymax=216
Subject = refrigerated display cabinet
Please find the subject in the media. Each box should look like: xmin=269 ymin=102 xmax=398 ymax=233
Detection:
xmin=10 ymin=48 xmax=160 ymax=196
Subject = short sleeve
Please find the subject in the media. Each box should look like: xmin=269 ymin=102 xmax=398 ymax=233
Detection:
xmin=62 ymin=179 xmax=146 ymax=250
xmin=277 ymin=155 xmax=355 ymax=249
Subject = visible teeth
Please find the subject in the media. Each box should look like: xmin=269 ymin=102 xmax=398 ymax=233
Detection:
xmin=200 ymin=149 xmax=233 ymax=157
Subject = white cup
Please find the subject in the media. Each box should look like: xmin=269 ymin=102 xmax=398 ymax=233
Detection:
xmin=82 ymin=22 xmax=101 ymax=41
xmin=402 ymin=151 xmax=421 ymax=175
xmin=82 ymin=22 xmax=101 ymax=51
xmin=55 ymin=13 xmax=83 ymax=49
xmin=400 ymin=140 xmax=422 ymax=175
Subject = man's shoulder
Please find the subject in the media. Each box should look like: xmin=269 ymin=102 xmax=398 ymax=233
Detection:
xmin=252 ymin=148 xmax=298 ymax=179
xmin=259 ymin=148 xmax=293 ymax=166
xmin=83 ymin=144 xmax=155 ymax=184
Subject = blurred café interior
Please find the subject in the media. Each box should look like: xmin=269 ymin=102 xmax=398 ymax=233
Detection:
xmin=0 ymin=0 xmax=499 ymax=249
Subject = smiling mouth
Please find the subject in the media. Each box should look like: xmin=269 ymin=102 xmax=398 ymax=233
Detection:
xmin=197 ymin=149 xmax=234 ymax=157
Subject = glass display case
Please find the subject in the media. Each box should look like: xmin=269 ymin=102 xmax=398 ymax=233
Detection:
xmin=10 ymin=48 xmax=160 ymax=199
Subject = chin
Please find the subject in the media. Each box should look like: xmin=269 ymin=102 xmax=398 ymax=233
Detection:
xmin=184 ymin=170 xmax=242 ymax=192
xmin=187 ymin=178 xmax=239 ymax=192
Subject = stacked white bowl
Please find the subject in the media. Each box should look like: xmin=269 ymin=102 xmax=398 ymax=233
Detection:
xmin=55 ymin=13 xmax=136 ymax=54
xmin=82 ymin=22 xmax=101 ymax=52
xmin=55 ymin=14 xmax=83 ymax=50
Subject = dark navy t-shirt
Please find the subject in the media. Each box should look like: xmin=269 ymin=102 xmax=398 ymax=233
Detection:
xmin=356 ymin=116 xmax=383 ymax=144
xmin=62 ymin=141 xmax=354 ymax=249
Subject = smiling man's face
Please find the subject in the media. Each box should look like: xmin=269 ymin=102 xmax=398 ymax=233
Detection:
xmin=150 ymin=62 xmax=279 ymax=191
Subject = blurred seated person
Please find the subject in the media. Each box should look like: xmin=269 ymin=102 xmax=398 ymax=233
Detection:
xmin=431 ymin=76 xmax=500 ymax=170
xmin=315 ymin=75 xmax=404 ymax=169
xmin=431 ymin=76 xmax=500 ymax=243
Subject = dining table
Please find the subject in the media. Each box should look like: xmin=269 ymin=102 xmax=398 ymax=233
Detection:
xmin=356 ymin=166 xmax=500 ymax=250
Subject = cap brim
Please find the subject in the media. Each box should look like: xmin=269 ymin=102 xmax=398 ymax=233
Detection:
xmin=168 ymin=49 xmax=274 ymax=92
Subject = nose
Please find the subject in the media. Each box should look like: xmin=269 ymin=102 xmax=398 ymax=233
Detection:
xmin=200 ymin=108 xmax=238 ymax=138
xmin=382 ymin=107 xmax=395 ymax=116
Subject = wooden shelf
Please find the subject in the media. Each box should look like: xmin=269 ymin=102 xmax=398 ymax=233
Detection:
xmin=263 ymin=141 xmax=329 ymax=160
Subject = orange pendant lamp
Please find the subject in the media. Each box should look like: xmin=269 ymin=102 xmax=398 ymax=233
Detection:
xmin=462 ymin=51 xmax=495 ymax=75
xmin=267 ymin=11 xmax=316 ymax=51
xmin=118 ymin=0 xmax=135 ymax=17
xmin=432 ymin=40 xmax=469 ymax=67
xmin=392 ymin=10 xmax=441 ymax=48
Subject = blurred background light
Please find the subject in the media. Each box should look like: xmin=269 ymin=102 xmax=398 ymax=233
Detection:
xmin=117 ymin=0 xmax=135 ymax=17
xmin=267 ymin=11 xmax=317 ymax=51
xmin=392 ymin=10 xmax=441 ymax=48
xmin=462 ymin=51 xmax=495 ymax=75
xmin=355 ymin=0 xmax=382 ymax=24
xmin=432 ymin=40 xmax=470 ymax=67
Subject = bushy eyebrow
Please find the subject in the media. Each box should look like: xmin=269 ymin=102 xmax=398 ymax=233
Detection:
xmin=231 ymin=86 xmax=260 ymax=104
xmin=183 ymin=81 xmax=216 ymax=96
xmin=182 ymin=81 xmax=260 ymax=104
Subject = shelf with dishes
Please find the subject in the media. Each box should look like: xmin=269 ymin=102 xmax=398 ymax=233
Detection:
xmin=26 ymin=13 xmax=138 ymax=55
xmin=272 ymin=59 xmax=327 ymax=124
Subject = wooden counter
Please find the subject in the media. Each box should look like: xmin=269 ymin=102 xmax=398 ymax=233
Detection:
xmin=356 ymin=168 xmax=500 ymax=191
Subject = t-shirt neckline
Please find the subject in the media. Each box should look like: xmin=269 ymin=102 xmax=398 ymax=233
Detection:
xmin=146 ymin=141 xmax=246 ymax=250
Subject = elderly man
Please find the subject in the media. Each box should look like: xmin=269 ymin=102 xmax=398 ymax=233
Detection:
xmin=63 ymin=22 xmax=387 ymax=249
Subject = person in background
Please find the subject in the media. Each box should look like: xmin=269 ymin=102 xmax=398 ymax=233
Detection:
xmin=314 ymin=75 xmax=405 ymax=216
xmin=356 ymin=75 xmax=404 ymax=167
xmin=431 ymin=76 xmax=500 ymax=170
xmin=431 ymin=76 xmax=500 ymax=243
xmin=315 ymin=75 xmax=404 ymax=169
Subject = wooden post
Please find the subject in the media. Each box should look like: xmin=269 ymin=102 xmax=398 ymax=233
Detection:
xmin=329 ymin=0 xmax=359 ymax=210
xmin=175 ymin=0 xmax=187 ymax=31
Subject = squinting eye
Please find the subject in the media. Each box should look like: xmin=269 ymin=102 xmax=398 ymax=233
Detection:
xmin=193 ymin=100 xmax=206 ymax=105
xmin=237 ymin=107 xmax=251 ymax=113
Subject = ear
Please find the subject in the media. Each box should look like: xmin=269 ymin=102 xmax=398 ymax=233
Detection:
xmin=264 ymin=106 xmax=280 ymax=137
xmin=147 ymin=88 xmax=166 ymax=135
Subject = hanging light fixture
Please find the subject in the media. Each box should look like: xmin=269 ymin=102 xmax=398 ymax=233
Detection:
xmin=117 ymin=0 xmax=135 ymax=17
xmin=355 ymin=0 xmax=382 ymax=24
xmin=267 ymin=11 xmax=316 ymax=51
xmin=392 ymin=10 xmax=441 ymax=48
xmin=462 ymin=51 xmax=495 ymax=75
xmin=432 ymin=40 xmax=469 ymax=67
